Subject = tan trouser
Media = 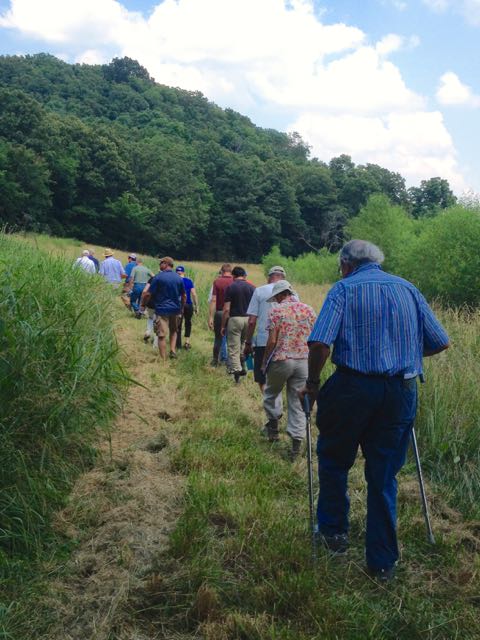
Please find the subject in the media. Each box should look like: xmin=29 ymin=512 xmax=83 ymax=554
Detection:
xmin=263 ymin=359 xmax=308 ymax=440
xmin=226 ymin=316 xmax=248 ymax=373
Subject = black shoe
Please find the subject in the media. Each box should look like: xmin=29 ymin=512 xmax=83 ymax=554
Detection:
xmin=169 ymin=351 xmax=177 ymax=360
xmin=290 ymin=438 xmax=303 ymax=461
xmin=318 ymin=533 xmax=349 ymax=556
xmin=266 ymin=419 xmax=279 ymax=442
xmin=367 ymin=566 xmax=395 ymax=582
xmin=210 ymin=358 xmax=219 ymax=367
xmin=234 ymin=371 xmax=241 ymax=383
xmin=143 ymin=334 xmax=150 ymax=343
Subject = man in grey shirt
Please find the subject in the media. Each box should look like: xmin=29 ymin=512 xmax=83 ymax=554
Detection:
xmin=244 ymin=266 xmax=288 ymax=393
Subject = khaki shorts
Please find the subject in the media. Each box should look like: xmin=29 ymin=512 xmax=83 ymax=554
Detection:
xmin=154 ymin=314 xmax=180 ymax=338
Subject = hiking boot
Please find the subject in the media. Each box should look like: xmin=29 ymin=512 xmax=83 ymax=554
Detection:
xmin=234 ymin=371 xmax=241 ymax=383
xmin=266 ymin=419 xmax=279 ymax=442
xmin=367 ymin=566 xmax=396 ymax=582
xmin=290 ymin=438 xmax=303 ymax=461
xmin=318 ymin=533 xmax=349 ymax=556
xmin=143 ymin=334 xmax=150 ymax=343
xmin=169 ymin=351 xmax=177 ymax=360
xmin=210 ymin=358 xmax=219 ymax=367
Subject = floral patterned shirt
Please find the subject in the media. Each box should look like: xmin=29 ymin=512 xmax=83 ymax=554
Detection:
xmin=267 ymin=300 xmax=317 ymax=361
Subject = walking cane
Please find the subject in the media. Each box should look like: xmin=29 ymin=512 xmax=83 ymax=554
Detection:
xmin=303 ymin=394 xmax=318 ymax=563
xmin=411 ymin=426 xmax=436 ymax=544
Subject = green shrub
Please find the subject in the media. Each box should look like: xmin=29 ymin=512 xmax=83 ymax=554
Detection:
xmin=403 ymin=206 xmax=480 ymax=307
xmin=0 ymin=234 xmax=125 ymax=557
xmin=262 ymin=246 xmax=338 ymax=285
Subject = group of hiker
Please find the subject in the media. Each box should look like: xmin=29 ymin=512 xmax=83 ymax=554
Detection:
xmin=74 ymin=240 xmax=450 ymax=583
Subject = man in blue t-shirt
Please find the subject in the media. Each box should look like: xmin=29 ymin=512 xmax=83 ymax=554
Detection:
xmin=147 ymin=256 xmax=186 ymax=360
xmin=175 ymin=265 xmax=199 ymax=350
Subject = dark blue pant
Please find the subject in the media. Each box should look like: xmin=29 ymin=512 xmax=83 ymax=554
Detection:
xmin=130 ymin=283 xmax=146 ymax=312
xmin=315 ymin=370 xmax=417 ymax=570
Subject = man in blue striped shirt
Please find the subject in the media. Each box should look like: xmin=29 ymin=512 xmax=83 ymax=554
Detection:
xmin=300 ymin=239 xmax=449 ymax=581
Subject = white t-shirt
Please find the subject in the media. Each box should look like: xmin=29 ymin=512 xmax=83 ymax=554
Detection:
xmin=246 ymin=283 xmax=277 ymax=347
xmin=75 ymin=256 xmax=96 ymax=274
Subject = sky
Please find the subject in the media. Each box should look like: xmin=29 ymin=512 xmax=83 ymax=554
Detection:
xmin=0 ymin=0 xmax=479 ymax=194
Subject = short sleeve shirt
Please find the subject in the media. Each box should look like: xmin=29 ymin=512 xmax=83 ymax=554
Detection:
xmin=131 ymin=264 xmax=153 ymax=284
xmin=149 ymin=270 xmax=185 ymax=315
xmin=224 ymin=279 xmax=256 ymax=317
xmin=182 ymin=277 xmax=195 ymax=305
xmin=267 ymin=300 xmax=317 ymax=361
xmin=212 ymin=275 xmax=234 ymax=311
xmin=125 ymin=261 xmax=137 ymax=281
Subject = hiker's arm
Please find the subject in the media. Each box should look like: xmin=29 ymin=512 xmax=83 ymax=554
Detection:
xmin=221 ymin=302 xmax=231 ymax=336
xmin=261 ymin=327 xmax=279 ymax=372
xmin=191 ymin=287 xmax=199 ymax=313
xmin=244 ymin=315 xmax=257 ymax=355
xmin=208 ymin=295 xmax=216 ymax=330
xmin=297 ymin=342 xmax=331 ymax=408
xmin=140 ymin=283 xmax=151 ymax=308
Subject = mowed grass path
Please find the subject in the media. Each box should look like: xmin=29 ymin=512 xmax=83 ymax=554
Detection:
xmin=14 ymin=234 xmax=480 ymax=639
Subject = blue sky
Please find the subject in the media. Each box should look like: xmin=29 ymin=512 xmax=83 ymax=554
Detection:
xmin=0 ymin=0 xmax=479 ymax=194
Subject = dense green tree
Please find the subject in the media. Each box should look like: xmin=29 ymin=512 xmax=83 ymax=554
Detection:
xmin=408 ymin=177 xmax=457 ymax=218
xmin=0 ymin=54 xmax=457 ymax=259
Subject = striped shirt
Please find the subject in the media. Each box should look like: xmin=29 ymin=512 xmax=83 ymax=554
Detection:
xmin=99 ymin=257 xmax=126 ymax=284
xmin=308 ymin=263 xmax=449 ymax=377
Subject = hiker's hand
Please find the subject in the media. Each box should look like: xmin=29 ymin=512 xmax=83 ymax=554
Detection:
xmin=298 ymin=383 xmax=318 ymax=409
xmin=221 ymin=327 xmax=226 ymax=337
xmin=243 ymin=342 xmax=253 ymax=357
xmin=208 ymin=317 xmax=214 ymax=330
xmin=194 ymin=307 xmax=199 ymax=315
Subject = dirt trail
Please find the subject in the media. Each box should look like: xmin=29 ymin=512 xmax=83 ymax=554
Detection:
xmin=43 ymin=306 xmax=189 ymax=640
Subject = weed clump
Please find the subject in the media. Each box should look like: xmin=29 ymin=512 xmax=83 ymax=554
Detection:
xmin=0 ymin=233 xmax=126 ymax=559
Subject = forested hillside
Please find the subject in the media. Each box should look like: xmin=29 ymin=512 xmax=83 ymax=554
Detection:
xmin=0 ymin=54 xmax=456 ymax=260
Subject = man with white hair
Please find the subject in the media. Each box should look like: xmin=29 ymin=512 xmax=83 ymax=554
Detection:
xmin=74 ymin=250 xmax=96 ymax=274
xmin=300 ymin=239 xmax=449 ymax=581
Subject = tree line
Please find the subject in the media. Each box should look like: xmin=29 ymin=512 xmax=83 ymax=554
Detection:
xmin=0 ymin=54 xmax=456 ymax=260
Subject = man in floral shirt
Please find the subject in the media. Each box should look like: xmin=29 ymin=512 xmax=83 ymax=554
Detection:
xmin=262 ymin=280 xmax=317 ymax=460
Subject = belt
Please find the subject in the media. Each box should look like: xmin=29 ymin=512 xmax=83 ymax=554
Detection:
xmin=336 ymin=366 xmax=407 ymax=380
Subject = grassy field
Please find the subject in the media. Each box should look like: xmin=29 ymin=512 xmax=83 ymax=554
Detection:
xmin=2 ymin=234 xmax=480 ymax=639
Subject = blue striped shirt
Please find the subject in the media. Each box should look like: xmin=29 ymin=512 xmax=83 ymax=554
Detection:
xmin=308 ymin=263 xmax=449 ymax=376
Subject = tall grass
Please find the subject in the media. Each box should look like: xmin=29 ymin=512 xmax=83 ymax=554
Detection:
xmin=0 ymin=233 xmax=126 ymax=561
xmin=136 ymin=345 xmax=480 ymax=639
xmin=417 ymin=307 xmax=480 ymax=515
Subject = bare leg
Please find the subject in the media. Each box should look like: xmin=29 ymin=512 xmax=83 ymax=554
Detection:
xmin=169 ymin=330 xmax=177 ymax=355
xmin=158 ymin=336 xmax=167 ymax=361
xmin=258 ymin=383 xmax=265 ymax=394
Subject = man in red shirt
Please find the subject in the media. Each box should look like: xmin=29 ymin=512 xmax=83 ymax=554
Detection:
xmin=208 ymin=263 xmax=233 ymax=366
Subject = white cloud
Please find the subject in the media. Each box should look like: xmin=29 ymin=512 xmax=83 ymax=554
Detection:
xmin=422 ymin=0 xmax=449 ymax=11
xmin=437 ymin=71 xmax=480 ymax=107
xmin=289 ymin=110 xmax=466 ymax=191
xmin=422 ymin=0 xmax=480 ymax=25
xmin=75 ymin=49 xmax=108 ymax=65
xmin=0 ymin=0 xmax=468 ymax=190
